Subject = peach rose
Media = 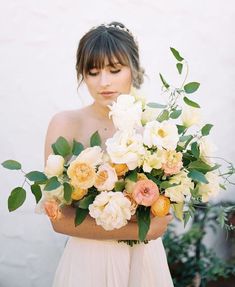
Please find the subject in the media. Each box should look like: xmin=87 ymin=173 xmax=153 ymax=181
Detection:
xmin=43 ymin=200 xmax=62 ymax=220
xmin=94 ymin=163 xmax=118 ymax=191
xmin=125 ymin=173 xmax=148 ymax=194
xmin=132 ymin=179 xmax=159 ymax=206
xmin=68 ymin=161 xmax=96 ymax=189
xmin=162 ymin=150 xmax=183 ymax=176
xmin=71 ymin=187 xmax=88 ymax=201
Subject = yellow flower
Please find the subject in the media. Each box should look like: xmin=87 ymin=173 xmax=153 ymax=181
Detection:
xmin=111 ymin=163 xmax=129 ymax=177
xmin=67 ymin=161 xmax=96 ymax=189
xmin=71 ymin=187 xmax=88 ymax=201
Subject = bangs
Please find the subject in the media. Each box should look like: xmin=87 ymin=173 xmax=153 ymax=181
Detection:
xmin=81 ymin=32 xmax=130 ymax=75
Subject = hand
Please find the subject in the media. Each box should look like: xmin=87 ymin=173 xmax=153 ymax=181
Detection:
xmin=146 ymin=214 xmax=173 ymax=240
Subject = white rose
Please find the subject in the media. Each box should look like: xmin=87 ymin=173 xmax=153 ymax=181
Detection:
xmin=199 ymin=137 xmax=217 ymax=164
xmin=75 ymin=146 xmax=103 ymax=166
xmin=143 ymin=120 xmax=179 ymax=150
xmin=142 ymin=149 xmax=164 ymax=173
xmin=165 ymin=170 xmax=194 ymax=203
xmin=181 ymin=105 xmax=201 ymax=128
xmin=198 ymin=171 xmax=220 ymax=202
xmin=44 ymin=155 xmax=64 ymax=177
xmin=141 ymin=106 xmax=161 ymax=125
xmin=94 ymin=163 xmax=118 ymax=191
xmin=108 ymin=94 xmax=142 ymax=131
xmin=105 ymin=130 xmax=145 ymax=170
xmin=41 ymin=184 xmax=65 ymax=203
xmin=89 ymin=191 xmax=132 ymax=230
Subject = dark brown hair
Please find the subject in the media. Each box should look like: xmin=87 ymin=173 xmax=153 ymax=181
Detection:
xmin=75 ymin=21 xmax=144 ymax=88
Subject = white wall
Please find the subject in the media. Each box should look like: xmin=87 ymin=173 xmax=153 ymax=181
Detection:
xmin=0 ymin=1 xmax=234 ymax=286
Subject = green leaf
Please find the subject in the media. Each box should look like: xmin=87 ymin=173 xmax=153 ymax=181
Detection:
xmin=157 ymin=110 xmax=169 ymax=122
xmin=44 ymin=176 xmax=61 ymax=191
xmin=53 ymin=136 xmax=71 ymax=157
xmin=159 ymin=73 xmax=170 ymax=89
xmin=183 ymin=211 xmax=191 ymax=227
xmin=90 ymin=131 xmax=102 ymax=147
xmin=184 ymin=82 xmax=200 ymax=94
xmin=75 ymin=207 xmax=89 ymax=226
xmin=1 ymin=160 xmax=22 ymax=170
xmin=72 ymin=140 xmax=84 ymax=156
xmin=160 ymin=182 xmax=180 ymax=189
xmin=26 ymin=171 xmax=47 ymax=182
xmin=201 ymin=124 xmax=213 ymax=136
xmin=188 ymin=170 xmax=209 ymax=184
xmin=170 ymin=47 xmax=184 ymax=62
xmin=177 ymin=125 xmax=187 ymax=134
xmin=30 ymin=184 xmax=42 ymax=203
xmin=8 ymin=187 xmax=26 ymax=212
xmin=79 ymin=194 xmax=96 ymax=209
xmin=126 ymin=170 xmax=137 ymax=182
xmin=51 ymin=143 xmax=59 ymax=155
xmin=176 ymin=63 xmax=183 ymax=74
xmin=219 ymin=184 xmax=226 ymax=190
xmin=191 ymin=142 xmax=200 ymax=159
xmin=188 ymin=160 xmax=217 ymax=173
xmin=173 ymin=202 xmax=184 ymax=221
xmin=170 ymin=109 xmax=182 ymax=119
xmin=183 ymin=96 xmax=200 ymax=108
xmin=114 ymin=180 xmax=126 ymax=191
xmin=63 ymin=182 xmax=72 ymax=203
xmin=136 ymin=206 xmax=151 ymax=241
xmin=147 ymin=102 xmax=167 ymax=109
xmin=179 ymin=135 xmax=192 ymax=142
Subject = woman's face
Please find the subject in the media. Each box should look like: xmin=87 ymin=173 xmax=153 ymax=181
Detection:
xmin=84 ymin=58 xmax=132 ymax=106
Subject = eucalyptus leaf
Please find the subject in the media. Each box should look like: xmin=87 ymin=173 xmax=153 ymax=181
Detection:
xmin=183 ymin=96 xmax=200 ymax=108
xmin=1 ymin=160 xmax=21 ymax=170
xmin=72 ymin=140 xmax=84 ymax=156
xmin=8 ymin=187 xmax=26 ymax=212
xmin=176 ymin=63 xmax=183 ymax=74
xmin=160 ymin=182 xmax=180 ymax=189
xmin=179 ymin=135 xmax=192 ymax=142
xmin=184 ymin=82 xmax=200 ymax=94
xmin=173 ymin=202 xmax=184 ymax=221
xmin=79 ymin=194 xmax=96 ymax=209
xmin=126 ymin=170 xmax=137 ymax=182
xmin=136 ymin=206 xmax=151 ymax=241
xmin=63 ymin=182 xmax=72 ymax=203
xmin=188 ymin=160 xmax=217 ymax=173
xmin=201 ymin=124 xmax=213 ymax=136
xmin=30 ymin=184 xmax=42 ymax=203
xmin=44 ymin=176 xmax=61 ymax=191
xmin=177 ymin=125 xmax=187 ymax=134
xmin=170 ymin=109 xmax=182 ymax=119
xmin=170 ymin=47 xmax=184 ymax=62
xmin=147 ymin=102 xmax=167 ymax=109
xmin=75 ymin=207 xmax=89 ymax=226
xmin=90 ymin=131 xmax=102 ymax=147
xmin=159 ymin=73 xmax=170 ymax=89
xmin=188 ymin=170 xmax=209 ymax=184
xmin=183 ymin=211 xmax=191 ymax=227
xmin=114 ymin=180 xmax=126 ymax=191
xmin=53 ymin=136 xmax=71 ymax=157
xmin=157 ymin=110 xmax=169 ymax=122
xmin=26 ymin=171 xmax=47 ymax=182
xmin=191 ymin=142 xmax=200 ymax=159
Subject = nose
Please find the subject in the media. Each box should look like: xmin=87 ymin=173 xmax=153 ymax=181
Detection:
xmin=99 ymin=71 xmax=111 ymax=87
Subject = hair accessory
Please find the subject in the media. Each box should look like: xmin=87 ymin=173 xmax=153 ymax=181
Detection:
xmin=90 ymin=23 xmax=138 ymax=45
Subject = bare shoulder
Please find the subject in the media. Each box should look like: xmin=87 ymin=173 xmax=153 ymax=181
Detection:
xmin=44 ymin=108 xmax=88 ymax=163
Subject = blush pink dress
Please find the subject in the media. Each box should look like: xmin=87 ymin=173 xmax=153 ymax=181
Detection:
xmin=52 ymin=236 xmax=174 ymax=287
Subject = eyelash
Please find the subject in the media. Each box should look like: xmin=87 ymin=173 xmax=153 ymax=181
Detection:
xmin=88 ymin=69 xmax=121 ymax=76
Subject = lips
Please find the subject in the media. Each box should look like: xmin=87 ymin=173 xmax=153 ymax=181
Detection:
xmin=99 ymin=91 xmax=119 ymax=97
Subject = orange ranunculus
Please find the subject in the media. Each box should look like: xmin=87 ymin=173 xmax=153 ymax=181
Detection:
xmin=43 ymin=200 xmax=62 ymax=220
xmin=71 ymin=187 xmax=88 ymax=201
xmin=111 ymin=163 xmax=129 ymax=177
xmin=67 ymin=161 xmax=96 ymax=189
xmin=132 ymin=179 xmax=159 ymax=206
xmin=151 ymin=195 xmax=171 ymax=217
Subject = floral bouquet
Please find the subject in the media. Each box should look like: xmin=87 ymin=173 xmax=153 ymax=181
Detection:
xmin=2 ymin=48 xmax=234 ymax=245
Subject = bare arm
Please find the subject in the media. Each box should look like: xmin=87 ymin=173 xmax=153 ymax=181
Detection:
xmin=44 ymin=112 xmax=173 ymax=240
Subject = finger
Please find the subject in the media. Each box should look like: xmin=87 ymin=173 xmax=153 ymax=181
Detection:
xmin=165 ymin=214 xmax=174 ymax=222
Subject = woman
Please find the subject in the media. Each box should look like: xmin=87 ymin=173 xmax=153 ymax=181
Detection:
xmin=44 ymin=22 xmax=174 ymax=287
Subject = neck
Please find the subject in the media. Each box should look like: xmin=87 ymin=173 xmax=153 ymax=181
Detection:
xmin=90 ymin=101 xmax=111 ymax=120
